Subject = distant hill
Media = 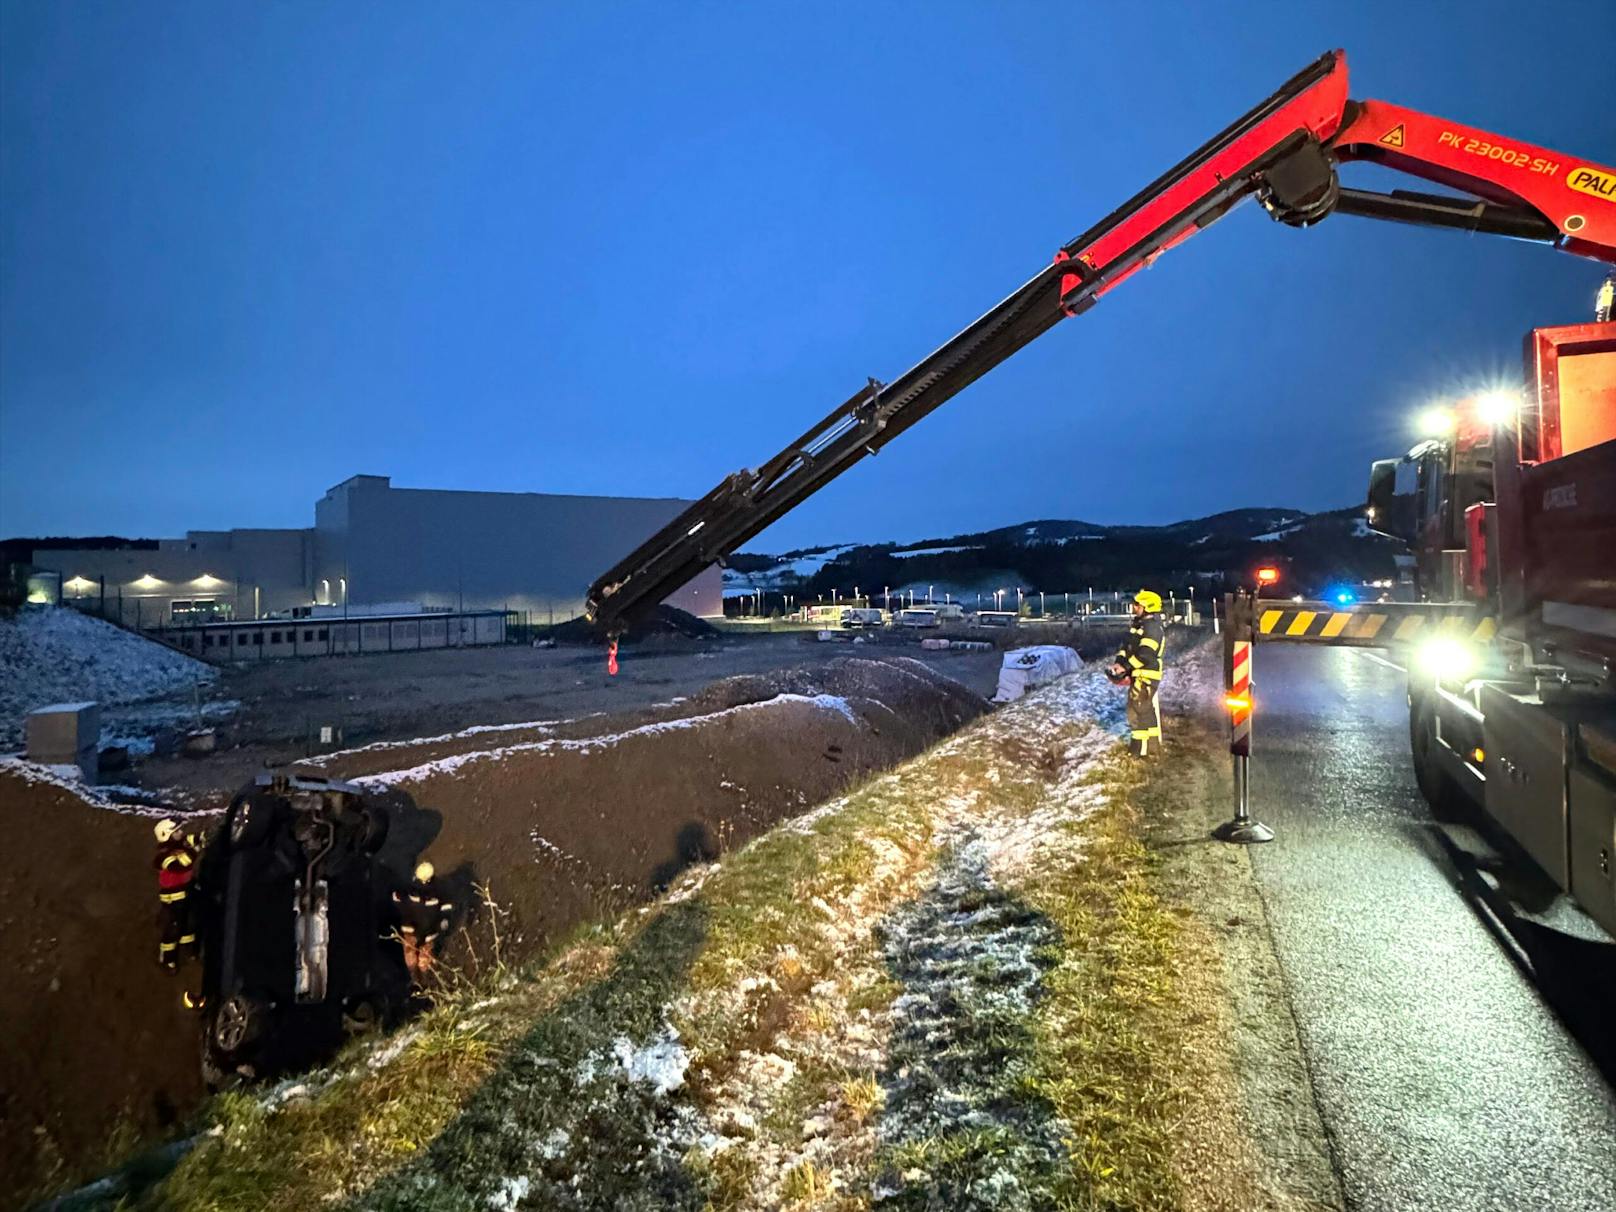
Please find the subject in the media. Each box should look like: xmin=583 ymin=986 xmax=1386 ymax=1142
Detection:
xmin=724 ymin=507 xmax=1399 ymax=600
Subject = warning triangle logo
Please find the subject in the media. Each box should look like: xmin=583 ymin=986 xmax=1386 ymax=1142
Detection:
xmin=1379 ymin=124 xmax=1406 ymax=149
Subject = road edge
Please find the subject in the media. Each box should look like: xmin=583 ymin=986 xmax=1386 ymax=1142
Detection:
xmin=1144 ymin=721 xmax=1345 ymax=1212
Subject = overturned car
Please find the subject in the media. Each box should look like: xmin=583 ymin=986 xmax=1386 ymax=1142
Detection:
xmin=196 ymin=773 xmax=395 ymax=1083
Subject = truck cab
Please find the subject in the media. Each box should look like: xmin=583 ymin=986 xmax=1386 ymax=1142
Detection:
xmin=1366 ymin=399 xmax=1498 ymax=603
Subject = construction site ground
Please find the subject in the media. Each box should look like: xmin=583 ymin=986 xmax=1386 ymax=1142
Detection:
xmin=14 ymin=632 xmax=1358 ymax=1212
xmin=128 ymin=632 xmax=1024 ymax=806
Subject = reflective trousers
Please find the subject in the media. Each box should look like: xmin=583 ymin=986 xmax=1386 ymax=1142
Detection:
xmin=159 ymin=894 xmax=198 ymax=968
xmin=1127 ymin=678 xmax=1162 ymax=757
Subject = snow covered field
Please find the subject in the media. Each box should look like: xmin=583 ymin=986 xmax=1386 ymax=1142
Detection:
xmin=0 ymin=607 xmax=216 ymax=749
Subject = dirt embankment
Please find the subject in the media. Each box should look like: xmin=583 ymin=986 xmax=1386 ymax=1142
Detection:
xmin=0 ymin=768 xmax=208 ymax=1200
xmin=332 ymin=657 xmax=985 ymax=956
xmin=0 ymin=655 xmax=986 ymax=1204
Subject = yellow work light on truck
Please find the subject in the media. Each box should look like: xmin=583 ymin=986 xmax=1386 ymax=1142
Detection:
xmin=1414 ymin=636 xmax=1478 ymax=682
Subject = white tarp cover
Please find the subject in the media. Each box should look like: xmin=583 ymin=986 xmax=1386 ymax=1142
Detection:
xmin=992 ymin=645 xmax=1083 ymax=703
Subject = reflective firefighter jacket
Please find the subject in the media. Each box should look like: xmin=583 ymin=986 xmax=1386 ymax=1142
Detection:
xmin=154 ymin=836 xmax=200 ymax=903
xmin=1116 ymin=612 xmax=1166 ymax=682
xmin=394 ymin=881 xmax=453 ymax=940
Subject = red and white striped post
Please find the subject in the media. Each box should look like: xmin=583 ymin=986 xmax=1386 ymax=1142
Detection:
xmin=1228 ymin=639 xmax=1253 ymax=757
xmin=1215 ymin=594 xmax=1274 ymax=844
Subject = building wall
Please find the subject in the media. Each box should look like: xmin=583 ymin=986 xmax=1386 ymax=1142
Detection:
xmin=155 ymin=611 xmax=507 ymax=662
xmin=33 ymin=529 xmax=312 ymax=626
xmin=313 ymin=475 xmax=721 ymax=622
xmin=33 ymin=475 xmax=723 ymax=629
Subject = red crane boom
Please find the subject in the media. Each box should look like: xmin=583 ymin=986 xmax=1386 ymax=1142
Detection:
xmin=587 ymin=49 xmax=1616 ymax=637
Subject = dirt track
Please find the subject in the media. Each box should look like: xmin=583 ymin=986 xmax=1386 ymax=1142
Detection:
xmin=0 ymin=652 xmax=991 ymax=1204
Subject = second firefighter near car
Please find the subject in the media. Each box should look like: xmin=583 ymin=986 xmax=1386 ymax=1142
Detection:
xmin=1109 ymin=589 xmax=1167 ymax=757
xmin=394 ymin=861 xmax=453 ymax=986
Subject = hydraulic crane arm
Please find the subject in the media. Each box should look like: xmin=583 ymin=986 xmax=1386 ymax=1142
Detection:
xmin=587 ymin=49 xmax=1616 ymax=637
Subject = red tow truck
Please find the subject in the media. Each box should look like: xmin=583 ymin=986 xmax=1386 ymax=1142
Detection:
xmin=583 ymin=50 xmax=1616 ymax=932
xmin=1367 ymin=303 xmax=1615 ymax=936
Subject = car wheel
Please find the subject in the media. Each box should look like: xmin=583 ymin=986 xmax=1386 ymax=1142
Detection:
xmin=212 ymin=992 xmax=267 ymax=1054
xmin=1410 ymin=697 xmax=1468 ymax=823
xmin=228 ymin=794 xmax=277 ymax=848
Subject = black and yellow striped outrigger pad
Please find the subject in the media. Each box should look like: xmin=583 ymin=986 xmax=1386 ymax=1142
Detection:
xmin=1247 ymin=601 xmax=1496 ymax=647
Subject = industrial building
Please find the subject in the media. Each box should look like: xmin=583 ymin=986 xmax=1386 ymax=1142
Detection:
xmin=32 ymin=474 xmax=721 ymax=633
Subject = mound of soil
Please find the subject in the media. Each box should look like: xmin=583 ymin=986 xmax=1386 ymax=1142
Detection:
xmin=0 ymin=765 xmax=207 ymax=1201
xmin=0 ymin=656 xmax=985 ymax=1202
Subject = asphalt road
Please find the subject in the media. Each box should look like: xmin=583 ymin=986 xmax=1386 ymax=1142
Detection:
xmin=1244 ymin=645 xmax=1616 ymax=1212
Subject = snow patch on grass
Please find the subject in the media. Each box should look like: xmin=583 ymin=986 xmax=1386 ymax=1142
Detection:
xmin=598 ymin=1023 xmax=691 ymax=1096
xmin=872 ymin=839 xmax=1065 ymax=1210
xmin=365 ymin=1028 xmax=422 ymax=1072
xmin=487 ymin=1174 xmax=529 ymax=1210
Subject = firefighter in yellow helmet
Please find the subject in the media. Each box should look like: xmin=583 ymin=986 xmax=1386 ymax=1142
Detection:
xmin=153 ymin=818 xmax=202 ymax=971
xmin=392 ymin=861 xmax=454 ymax=985
xmin=1108 ymin=589 xmax=1167 ymax=757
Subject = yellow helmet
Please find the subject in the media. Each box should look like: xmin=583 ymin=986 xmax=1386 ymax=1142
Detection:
xmin=414 ymin=861 xmax=435 ymax=883
xmin=1134 ymin=589 xmax=1163 ymax=613
xmin=154 ymin=819 xmax=180 ymax=844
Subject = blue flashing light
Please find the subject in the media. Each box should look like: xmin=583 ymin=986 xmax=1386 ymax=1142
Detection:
xmin=1333 ymin=589 xmax=1356 ymax=606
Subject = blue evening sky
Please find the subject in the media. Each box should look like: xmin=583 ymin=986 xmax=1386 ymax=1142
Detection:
xmin=3 ymin=1 xmax=1612 ymax=550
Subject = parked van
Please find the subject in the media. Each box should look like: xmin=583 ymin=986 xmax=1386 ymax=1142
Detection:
xmin=840 ymin=607 xmax=886 ymax=629
xmin=897 ymin=608 xmax=940 ymax=628
xmin=925 ymin=602 xmax=965 ymax=622
xmin=973 ymin=610 xmax=1019 ymax=628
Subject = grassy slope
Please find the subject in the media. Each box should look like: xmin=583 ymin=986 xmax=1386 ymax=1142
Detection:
xmin=113 ymin=655 xmax=1286 ymax=1212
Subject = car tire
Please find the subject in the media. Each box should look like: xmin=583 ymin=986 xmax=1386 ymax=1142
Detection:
xmin=211 ymin=992 xmax=268 ymax=1054
xmin=228 ymin=794 xmax=277 ymax=848
xmin=1410 ymin=697 xmax=1469 ymax=823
